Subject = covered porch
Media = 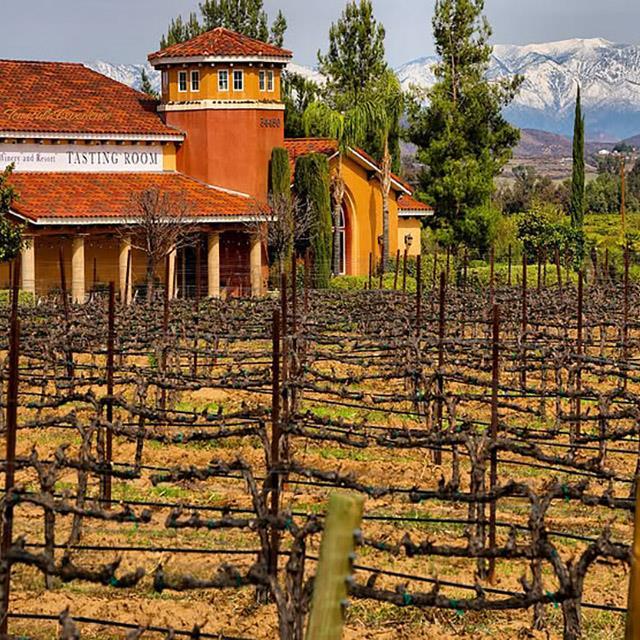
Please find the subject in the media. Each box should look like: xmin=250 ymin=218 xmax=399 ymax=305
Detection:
xmin=7 ymin=228 xmax=264 ymax=303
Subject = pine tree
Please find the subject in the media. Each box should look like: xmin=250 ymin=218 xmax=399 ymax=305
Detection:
xmin=294 ymin=154 xmax=333 ymax=288
xmin=161 ymin=0 xmax=286 ymax=48
xmin=570 ymin=86 xmax=585 ymax=230
xmin=0 ymin=164 xmax=22 ymax=264
xmin=316 ymin=1 xmax=399 ymax=170
xmin=139 ymin=68 xmax=158 ymax=99
xmin=282 ymin=72 xmax=320 ymax=138
xmin=408 ymin=0 xmax=521 ymax=246
xmin=318 ymin=0 xmax=386 ymax=104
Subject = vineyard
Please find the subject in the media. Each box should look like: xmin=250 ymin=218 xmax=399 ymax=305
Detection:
xmin=1 ymin=255 xmax=639 ymax=640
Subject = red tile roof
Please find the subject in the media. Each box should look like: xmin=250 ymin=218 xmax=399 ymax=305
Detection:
xmin=9 ymin=172 xmax=266 ymax=222
xmin=284 ymin=138 xmax=412 ymax=195
xmin=149 ymin=27 xmax=292 ymax=63
xmin=0 ymin=61 xmax=180 ymax=138
xmin=398 ymin=194 xmax=433 ymax=213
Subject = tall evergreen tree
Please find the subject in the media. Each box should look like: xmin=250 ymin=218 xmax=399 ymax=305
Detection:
xmin=570 ymin=86 xmax=585 ymax=230
xmin=293 ymin=154 xmax=333 ymax=288
xmin=407 ymin=0 xmax=521 ymax=246
xmin=282 ymin=72 xmax=320 ymax=138
xmin=317 ymin=0 xmax=399 ymax=170
xmin=139 ymin=68 xmax=158 ymax=99
xmin=318 ymin=0 xmax=386 ymax=103
xmin=161 ymin=0 xmax=286 ymax=48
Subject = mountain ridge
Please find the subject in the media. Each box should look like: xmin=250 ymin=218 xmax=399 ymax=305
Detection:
xmin=85 ymin=36 xmax=640 ymax=142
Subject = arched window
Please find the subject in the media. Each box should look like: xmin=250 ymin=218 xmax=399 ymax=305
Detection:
xmin=334 ymin=206 xmax=347 ymax=275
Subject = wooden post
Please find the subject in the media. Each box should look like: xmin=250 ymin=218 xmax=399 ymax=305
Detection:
xmin=402 ymin=248 xmax=408 ymax=293
xmin=393 ymin=249 xmax=400 ymax=291
xmin=367 ymin=253 xmax=372 ymax=290
xmin=58 ymin=247 xmax=74 ymax=379
xmin=507 ymin=244 xmax=512 ymax=287
xmin=415 ymin=255 xmax=422 ymax=336
xmin=160 ymin=255 xmax=170 ymax=411
xmin=103 ymin=282 xmax=115 ymax=507
xmin=269 ymin=308 xmax=282 ymax=581
xmin=305 ymin=493 xmax=364 ymax=640
xmin=576 ymin=271 xmax=584 ymax=439
xmin=625 ymin=476 xmax=640 ymax=639
xmin=0 ymin=259 xmax=20 ymax=637
xmin=489 ymin=246 xmax=495 ymax=307
xmin=435 ymin=271 xmax=446 ymax=466
xmin=488 ymin=304 xmax=500 ymax=583
xmin=622 ymin=157 xmax=627 ymax=238
xmin=124 ymin=249 xmax=132 ymax=306
xmin=623 ymin=245 xmax=630 ymax=390
xmin=521 ymin=252 xmax=528 ymax=389
xmin=193 ymin=243 xmax=202 ymax=377
xmin=555 ymin=248 xmax=563 ymax=292
xmin=432 ymin=246 xmax=438 ymax=291
xmin=304 ymin=248 xmax=310 ymax=314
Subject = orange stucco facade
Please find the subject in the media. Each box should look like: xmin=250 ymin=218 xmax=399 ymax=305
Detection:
xmin=164 ymin=107 xmax=284 ymax=201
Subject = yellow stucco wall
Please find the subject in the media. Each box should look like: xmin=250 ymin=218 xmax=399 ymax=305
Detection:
xmin=163 ymin=144 xmax=177 ymax=170
xmin=333 ymin=155 xmax=403 ymax=277
xmin=398 ymin=218 xmax=423 ymax=257
xmin=164 ymin=66 xmax=282 ymax=103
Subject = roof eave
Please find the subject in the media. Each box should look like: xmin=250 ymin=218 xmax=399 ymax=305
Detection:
xmin=11 ymin=214 xmax=270 ymax=226
xmin=149 ymin=54 xmax=292 ymax=67
xmin=0 ymin=131 xmax=184 ymax=143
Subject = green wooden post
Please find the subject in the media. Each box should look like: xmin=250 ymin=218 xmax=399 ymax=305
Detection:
xmin=306 ymin=493 xmax=364 ymax=640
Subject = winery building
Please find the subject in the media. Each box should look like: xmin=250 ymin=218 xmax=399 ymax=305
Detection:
xmin=0 ymin=28 xmax=431 ymax=301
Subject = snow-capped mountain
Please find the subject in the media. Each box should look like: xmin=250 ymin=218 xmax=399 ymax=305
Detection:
xmin=84 ymin=61 xmax=161 ymax=95
xmin=86 ymin=37 xmax=640 ymax=141
xmin=397 ymin=38 xmax=640 ymax=141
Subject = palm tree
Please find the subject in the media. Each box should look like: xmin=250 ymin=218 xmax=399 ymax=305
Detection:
xmin=303 ymin=100 xmax=384 ymax=275
xmin=377 ymin=71 xmax=404 ymax=272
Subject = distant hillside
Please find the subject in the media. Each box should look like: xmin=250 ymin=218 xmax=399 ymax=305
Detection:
xmin=515 ymin=129 xmax=573 ymax=158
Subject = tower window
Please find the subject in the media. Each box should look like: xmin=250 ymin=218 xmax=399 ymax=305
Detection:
xmin=191 ymin=70 xmax=200 ymax=92
xmin=178 ymin=71 xmax=187 ymax=92
xmin=259 ymin=70 xmax=266 ymax=92
xmin=233 ymin=69 xmax=244 ymax=92
xmin=267 ymin=70 xmax=274 ymax=92
xmin=218 ymin=69 xmax=229 ymax=91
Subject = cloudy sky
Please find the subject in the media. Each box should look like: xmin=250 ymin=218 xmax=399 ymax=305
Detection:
xmin=2 ymin=0 xmax=639 ymax=67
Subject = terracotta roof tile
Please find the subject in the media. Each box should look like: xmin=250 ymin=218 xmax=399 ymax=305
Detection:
xmin=284 ymin=138 xmax=413 ymax=195
xmin=398 ymin=194 xmax=433 ymax=213
xmin=149 ymin=27 xmax=292 ymax=63
xmin=9 ymin=172 xmax=266 ymax=222
xmin=0 ymin=60 xmax=179 ymax=137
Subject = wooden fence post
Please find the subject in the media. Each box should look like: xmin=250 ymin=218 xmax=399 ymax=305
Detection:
xmin=488 ymin=304 xmax=500 ymax=583
xmin=435 ymin=271 xmax=446 ymax=466
xmin=625 ymin=477 xmax=640 ymax=639
xmin=102 ymin=282 xmax=115 ymax=507
xmin=0 ymin=258 xmax=20 ymax=638
xmin=269 ymin=308 xmax=282 ymax=582
xmin=305 ymin=493 xmax=364 ymax=640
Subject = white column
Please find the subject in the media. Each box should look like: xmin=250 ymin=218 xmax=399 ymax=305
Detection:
xmin=21 ymin=236 xmax=36 ymax=297
xmin=250 ymin=234 xmax=262 ymax=298
xmin=168 ymin=248 xmax=177 ymax=300
xmin=118 ymin=236 xmax=132 ymax=305
xmin=71 ymin=235 xmax=86 ymax=304
xmin=208 ymin=232 xmax=221 ymax=298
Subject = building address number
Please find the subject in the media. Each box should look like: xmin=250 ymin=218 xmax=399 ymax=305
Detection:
xmin=260 ymin=117 xmax=281 ymax=129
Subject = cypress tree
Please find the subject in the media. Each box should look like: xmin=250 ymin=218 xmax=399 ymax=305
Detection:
xmin=293 ymin=154 xmax=332 ymax=288
xmin=269 ymin=147 xmax=291 ymax=201
xmin=570 ymin=86 xmax=585 ymax=230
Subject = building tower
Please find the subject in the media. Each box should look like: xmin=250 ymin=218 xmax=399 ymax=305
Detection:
xmin=149 ymin=28 xmax=293 ymax=201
